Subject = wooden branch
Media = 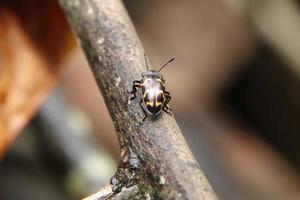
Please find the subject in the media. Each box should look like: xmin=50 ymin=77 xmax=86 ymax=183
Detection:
xmin=59 ymin=0 xmax=218 ymax=199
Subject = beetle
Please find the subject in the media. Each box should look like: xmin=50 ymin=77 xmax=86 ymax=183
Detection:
xmin=129 ymin=54 xmax=174 ymax=124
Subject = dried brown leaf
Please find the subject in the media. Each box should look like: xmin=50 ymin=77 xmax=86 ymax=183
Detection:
xmin=0 ymin=1 xmax=74 ymax=156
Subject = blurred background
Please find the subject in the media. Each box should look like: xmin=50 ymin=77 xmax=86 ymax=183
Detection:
xmin=1 ymin=0 xmax=300 ymax=199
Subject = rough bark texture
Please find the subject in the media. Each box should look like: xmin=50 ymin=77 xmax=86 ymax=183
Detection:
xmin=59 ymin=0 xmax=218 ymax=199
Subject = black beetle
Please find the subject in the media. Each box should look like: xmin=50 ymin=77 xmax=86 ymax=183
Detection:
xmin=129 ymin=54 xmax=174 ymax=124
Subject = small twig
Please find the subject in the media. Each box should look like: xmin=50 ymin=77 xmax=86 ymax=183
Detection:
xmin=59 ymin=0 xmax=218 ymax=199
xmin=83 ymin=185 xmax=143 ymax=200
xmin=83 ymin=185 xmax=113 ymax=200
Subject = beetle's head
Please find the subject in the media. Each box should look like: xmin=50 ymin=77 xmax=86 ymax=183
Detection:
xmin=142 ymin=54 xmax=174 ymax=76
xmin=142 ymin=70 xmax=162 ymax=79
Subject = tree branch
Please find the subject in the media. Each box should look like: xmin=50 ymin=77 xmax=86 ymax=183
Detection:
xmin=59 ymin=0 xmax=218 ymax=199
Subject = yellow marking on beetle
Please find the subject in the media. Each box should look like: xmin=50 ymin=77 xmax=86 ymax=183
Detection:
xmin=156 ymin=102 xmax=162 ymax=106
xmin=146 ymin=101 xmax=154 ymax=107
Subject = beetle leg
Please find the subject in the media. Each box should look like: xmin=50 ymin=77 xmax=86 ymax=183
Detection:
xmin=163 ymin=92 xmax=173 ymax=116
xmin=164 ymin=92 xmax=171 ymax=106
xmin=139 ymin=99 xmax=147 ymax=125
xmin=133 ymin=80 xmax=141 ymax=85
xmin=163 ymin=104 xmax=173 ymax=116
xmin=129 ymin=80 xmax=141 ymax=100
xmin=164 ymin=92 xmax=171 ymax=104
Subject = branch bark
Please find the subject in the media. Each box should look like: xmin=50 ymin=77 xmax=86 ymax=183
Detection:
xmin=59 ymin=0 xmax=218 ymax=199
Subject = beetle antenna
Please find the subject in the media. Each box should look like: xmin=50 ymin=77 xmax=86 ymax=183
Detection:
xmin=158 ymin=58 xmax=174 ymax=72
xmin=144 ymin=53 xmax=150 ymax=70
